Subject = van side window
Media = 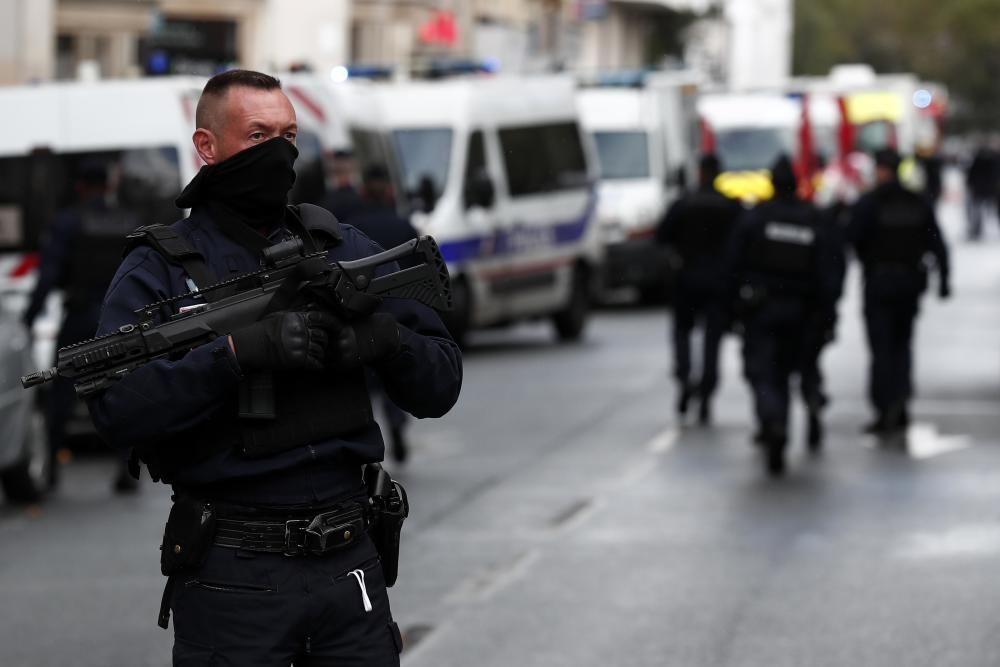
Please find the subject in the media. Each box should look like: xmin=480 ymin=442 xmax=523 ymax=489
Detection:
xmin=0 ymin=147 xmax=180 ymax=253
xmin=463 ymin=130 xmax=487 ymax=209
xmin=499 ymin=122 xmax=588 ymax=197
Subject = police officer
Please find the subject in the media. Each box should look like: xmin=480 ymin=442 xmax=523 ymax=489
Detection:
xmin=347 ymin=164 xmax=423 ymax=463
xmin=88 ymin=70 xmax=462 ymax=666
xmin=317 ymin=148 xmax=364 ymax=224
xmin=727 ymin=156 xmax=842 ymax=476
xmin=965 ymin=146 xmax=998 ymax=240
xmin=848 ymin=148 xmax=949 ymax=436
xmin=22 ymin=160 xmax=140 ymax=493
xmin=656 ymin=154 xmax=742 ymax=424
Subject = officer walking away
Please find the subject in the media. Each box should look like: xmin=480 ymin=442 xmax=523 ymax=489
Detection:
xmin=88 ymin=70 xmax=462 ymax=665
xmin=964 ymin=145 xmax=998 ymax=240
xmin=848 ymin=148 xmax=950 ymax=437
xmin=348 ymin=163 xmax=423 ymax=463
xmin=727 ymin=156 xmax=843 ymax=476
xmin=656 ymin=153 xmax=743 ymax=425
xmin=22 ymin=159 xmax=140 ymax=494
xmin=317 ymin=148 xmax=364 ymax=224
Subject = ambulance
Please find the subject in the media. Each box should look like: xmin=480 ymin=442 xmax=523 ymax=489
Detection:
xmin=698 ymin=91 xmax=802 ymax=203
xmin=576 ymin=71 xmax=700 ymax=300
xmin=337 ymin=74 xmax=600 ymax=344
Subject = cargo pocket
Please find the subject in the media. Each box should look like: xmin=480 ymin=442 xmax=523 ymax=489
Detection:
xmin=335 ymin=556 xmax=384 ymax=615
xmin=173 ymin=637 xmax=218 ymax=666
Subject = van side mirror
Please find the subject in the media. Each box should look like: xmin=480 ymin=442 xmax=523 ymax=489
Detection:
xmin=465 ymin=169 xmax=495 ymax=209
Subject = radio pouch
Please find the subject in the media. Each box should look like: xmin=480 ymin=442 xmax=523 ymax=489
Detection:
xmin=160 ymin=496 xmax=216 ymax=576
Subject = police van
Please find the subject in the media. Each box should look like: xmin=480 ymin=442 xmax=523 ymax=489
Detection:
xmin=336 ymin=74 xmax=600 ymax=344
xmin=0 ymin=73 xmax=346 ymax=365
xmin=0 ymin=76 xmax=207 ymax=370
xmin=576 ymin=71 xmax=700 ymax=300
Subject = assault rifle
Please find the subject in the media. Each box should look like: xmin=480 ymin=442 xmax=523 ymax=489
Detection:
xmin=22 ymin=235 xmax=452 ymax=399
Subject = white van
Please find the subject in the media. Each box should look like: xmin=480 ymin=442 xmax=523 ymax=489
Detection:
xmin=0 ymin=73 xmax=348 ymax=366
xmin=0 ymin=76 xmax=206 ymax=369
xmin=338 ymin=75 xmax=600 ymax=344
xmin=278 ymin=71 xmax=353 ymax=204
xmin=576 ymin=71 xmax=700 ymax=300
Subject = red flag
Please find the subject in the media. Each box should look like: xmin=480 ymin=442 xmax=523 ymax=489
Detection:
xmin=418 ymin=11 xmax=458 ymax=46
xmin=796 ymin=93 xmax=816 ymax=200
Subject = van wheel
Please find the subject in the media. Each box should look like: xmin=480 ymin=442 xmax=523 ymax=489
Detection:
xmin=553 ymin=267 xmax=589 ymax=342
xmin=443 ymin=278 xmax=471 ymax=347
xmin=2 ymin=409 xmax=52 ymax=504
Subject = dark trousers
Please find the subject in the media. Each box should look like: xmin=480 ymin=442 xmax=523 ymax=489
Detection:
xmin=864 ymin=297 xmax=919 ymax=414
xmin=671 ymin=282 xmax=727 ymax=399
xmin=967 ymin=196 xmax=997 ymax=239
xmin=171 ymin=538 xmax=402 ymax=666
xmin=742 ymin=299 xmax=815 ymax=431
xmin=799 ymin=317 xmax=832 ymax=411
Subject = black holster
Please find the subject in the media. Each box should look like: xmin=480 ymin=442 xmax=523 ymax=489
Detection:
xmin=364 ymin=464 xmax=409 ymax=587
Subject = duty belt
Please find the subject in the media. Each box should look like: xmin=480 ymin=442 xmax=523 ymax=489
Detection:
xmin=213 ymin=503 xmax=368 ymax=556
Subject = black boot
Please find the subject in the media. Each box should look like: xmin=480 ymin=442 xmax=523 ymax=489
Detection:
xmin=807 ymin=410 xmax=823 ymax=454
xmin=862 ymin=413 xmax=888 ymax=435
xmin=698 ymin=397 xmax=712 ymax=426
xmin=676 ymin=382 xmax=694 ymax=417
xmin=112 ymin=462 xmax=139 ymax=495
xmin=389 ymin=426 xmax=409 ymax=464
xmin=761 ymin=421 xmax=787 ymax=477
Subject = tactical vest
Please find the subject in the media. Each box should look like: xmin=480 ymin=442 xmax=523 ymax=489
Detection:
xmin=866 ymin=193 xmax=929 ymax=268
xmin=66 ymin=206 xmax=141 ymax=304
xmin=127 ymin=204 xmax=374 ymax=482
xmin=675 ymin=192 xmax=739 ymax=260
xmin=747 ymin=218 xmax=818 ymax=281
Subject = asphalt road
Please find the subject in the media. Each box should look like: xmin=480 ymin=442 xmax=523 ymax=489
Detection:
xmin=2 ymin=190 xmax=999 ymax=666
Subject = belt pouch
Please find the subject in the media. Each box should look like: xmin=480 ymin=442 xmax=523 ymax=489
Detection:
xmin=160 ymin=497 xmax=216 ymax=576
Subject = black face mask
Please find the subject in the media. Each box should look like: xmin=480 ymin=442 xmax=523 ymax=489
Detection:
xmin=176 ymin=137 xmax=298 ymax=230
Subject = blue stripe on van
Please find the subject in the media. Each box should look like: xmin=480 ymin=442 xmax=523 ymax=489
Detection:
xmin=438 ymin=190 xmax=597 ymax=265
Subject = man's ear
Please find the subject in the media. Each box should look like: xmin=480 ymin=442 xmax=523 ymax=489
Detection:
xmin=193 ymin=128 xmax=218 ymax=165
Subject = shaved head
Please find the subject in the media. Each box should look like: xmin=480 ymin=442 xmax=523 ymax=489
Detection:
xmin=191 ymin=69 xmax=297 ymax=165
xmin=195 ymin=69 xmax=282 ymax=134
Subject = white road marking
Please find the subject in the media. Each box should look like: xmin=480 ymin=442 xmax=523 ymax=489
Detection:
xmin=647 ymin=428 xmax=679 ymax=454
xmin=894 ymin=524 xmax=1000 ymax=561
xmin=905 ymin=422 xmax=972 ymax=460
xmin=860 ymin=421 xmax=972 ymax=460
xmin=444 ymin=550 xmax=541 ymax=604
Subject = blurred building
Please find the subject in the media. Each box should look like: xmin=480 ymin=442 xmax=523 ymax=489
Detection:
xmin=0 ymin=0 xmax=56 ymax=84
xmin=350 ymin=0 xmax=564 ymax=74
xmin=0 ymin=0 xmax=791 ymax=87
xmin=0 ymin=0 xmax=352 ymax=84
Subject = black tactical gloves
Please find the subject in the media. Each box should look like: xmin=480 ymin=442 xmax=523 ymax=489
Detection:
xmin=330 ymin=313 xmax=401 ymax=369
xmin=231 ymin=311 xmax=338 ymax=372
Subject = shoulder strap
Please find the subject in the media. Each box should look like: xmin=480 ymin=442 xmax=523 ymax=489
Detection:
xmin=288 ymin=203 xmax=344 ymax=250
xmin=124 ymin=224 xmax=216 ymax=292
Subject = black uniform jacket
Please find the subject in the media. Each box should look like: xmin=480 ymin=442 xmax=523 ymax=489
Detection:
xmin=88 ymin=206 xmax=462 ymax=507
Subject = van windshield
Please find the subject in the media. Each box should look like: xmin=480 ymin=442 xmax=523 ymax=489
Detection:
xmin=714 ymin=128 xmax=795 ymax=172
xmin=593 ymin=131 xmax=651 ymax=180
xmin=392 ymin=128 xmax=452 ymax=212
xmin=0 ymin=147 xmax=181 ymax=253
